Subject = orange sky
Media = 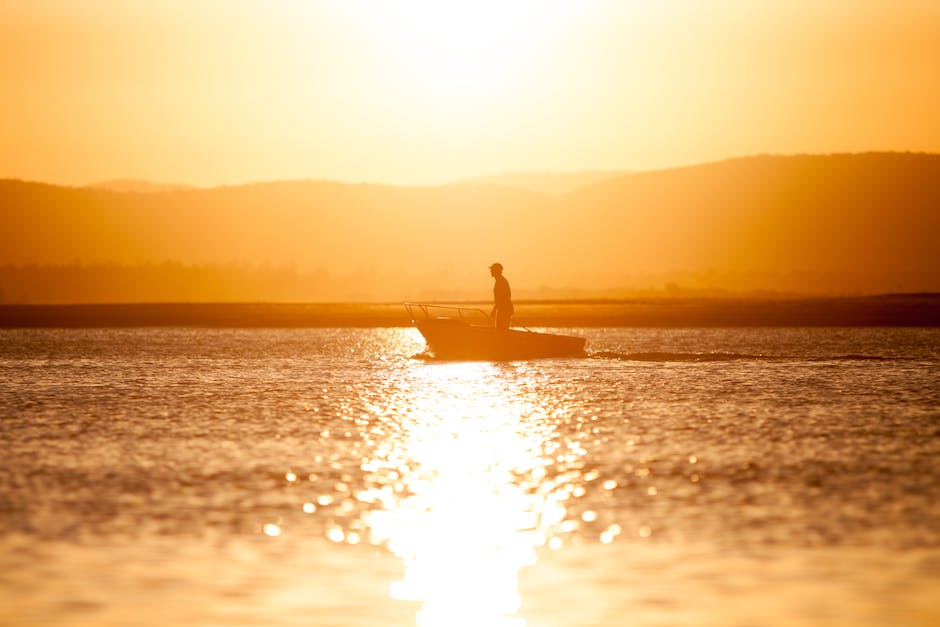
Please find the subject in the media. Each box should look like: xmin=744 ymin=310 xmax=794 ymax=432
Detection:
xmin=2 ymin=0 xmax=939 ymax=187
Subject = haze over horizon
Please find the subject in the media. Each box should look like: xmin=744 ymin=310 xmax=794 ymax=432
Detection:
xmin=3 ymin=153 xmax=939 ymax=302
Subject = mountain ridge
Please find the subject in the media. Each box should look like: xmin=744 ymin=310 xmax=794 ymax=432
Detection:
xmin=84 ymin=179 xmax=197 ymax=194
xmin=2 ymin=152 xmax=938 ymax=302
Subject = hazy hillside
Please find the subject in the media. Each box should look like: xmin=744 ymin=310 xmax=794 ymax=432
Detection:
xmin=0 ymin=180 xmax=551 ymax=301
xmin=453 ymin=171 xmax=628 ymax=196
xmin=84 ymin=180 xmax=196 ymax=193
xmin=1 ymin=153 xmax=938 ymax=302
xmin=556 ymin=153 xmax=940 ymax=293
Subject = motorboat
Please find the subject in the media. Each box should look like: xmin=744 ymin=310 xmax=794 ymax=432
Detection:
xmin=405 ymin=302 xmax=586 ymax=360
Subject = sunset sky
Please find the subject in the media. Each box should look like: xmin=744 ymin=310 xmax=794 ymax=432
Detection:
xmin=2 ymin=0 xmax=939 ymax=187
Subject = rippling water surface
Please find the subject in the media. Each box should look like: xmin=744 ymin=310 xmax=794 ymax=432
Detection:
xmin=1 ymin=327 xmax=939 ymax=626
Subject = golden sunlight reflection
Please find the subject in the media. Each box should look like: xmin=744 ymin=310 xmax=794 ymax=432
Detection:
xmin=355 ymin=361 xmax=586 ymax=627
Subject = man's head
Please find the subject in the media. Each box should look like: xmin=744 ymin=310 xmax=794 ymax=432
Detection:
xmin=489 ymin=262 xmax=503 ymax=277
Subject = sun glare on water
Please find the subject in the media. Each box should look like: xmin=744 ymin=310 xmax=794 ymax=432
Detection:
xmin=356 ymin=360 xmax=582 ymax=627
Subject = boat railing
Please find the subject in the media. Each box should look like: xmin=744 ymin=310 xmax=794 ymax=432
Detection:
xmin=404 ymin=302 xmax=491 ymax=324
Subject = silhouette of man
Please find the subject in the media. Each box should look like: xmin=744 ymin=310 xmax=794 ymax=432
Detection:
xmin=489 ymin=262 xmax=513 ymax=330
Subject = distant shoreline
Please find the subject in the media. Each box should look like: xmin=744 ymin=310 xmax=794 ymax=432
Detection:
xmin=1 ymin=295 xmax=938 ymax=328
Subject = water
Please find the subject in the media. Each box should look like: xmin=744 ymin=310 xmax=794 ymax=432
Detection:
xmin=1 ymin=327 xmax=939 ymax=626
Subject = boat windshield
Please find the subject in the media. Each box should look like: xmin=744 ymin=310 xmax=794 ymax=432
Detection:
xmin=404 ymin=302 xmax=491 ymax=324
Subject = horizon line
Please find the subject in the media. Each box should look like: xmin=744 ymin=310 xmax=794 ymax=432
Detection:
xmin=1 ymin=292 xmax=938 ymax=307
xmin=4 ymin=150 xmax=937 ymax=192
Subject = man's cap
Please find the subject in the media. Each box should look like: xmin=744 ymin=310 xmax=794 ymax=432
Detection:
xmin=489 ymin=262 xmax=503 ymax=271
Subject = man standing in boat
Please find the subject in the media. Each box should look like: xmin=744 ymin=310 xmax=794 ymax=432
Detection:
xmin=489 ymin=262 xmax=514 ymax=330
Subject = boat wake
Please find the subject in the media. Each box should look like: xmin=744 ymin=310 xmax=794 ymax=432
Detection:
xmin=411 ymin=349 xmax=913 ymax=363
xmin=589 ymin=350 xmax=769 ymax=362
xmin=589 ymin=351 xmax=914 ymax=362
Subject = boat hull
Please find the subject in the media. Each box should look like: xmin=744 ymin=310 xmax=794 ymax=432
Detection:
xmin=415 ymin=318 xmax=585 ymax=360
